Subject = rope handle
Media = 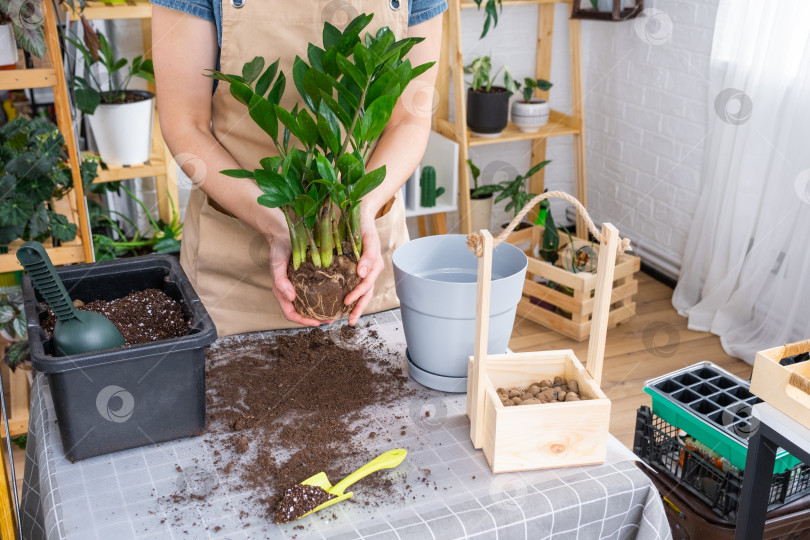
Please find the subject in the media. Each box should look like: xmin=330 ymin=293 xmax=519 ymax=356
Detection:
xmin=466 ymin=191 xmax=633 ymax=258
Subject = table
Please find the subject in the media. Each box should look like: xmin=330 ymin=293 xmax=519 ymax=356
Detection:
xmin=736 ymin=403 xmax=810 ymax=540
xmin=20 ymin=311 xmax=671 ymax=540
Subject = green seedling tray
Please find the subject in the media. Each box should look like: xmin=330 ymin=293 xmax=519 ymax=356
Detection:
xmin=644 ymin=361 xmax=800 ymax=474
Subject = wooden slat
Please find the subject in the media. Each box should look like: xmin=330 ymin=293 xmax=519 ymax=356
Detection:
xmin=0 ymin=246 xmax=86 ymax=273
xmin=447 ymin=0 xmax=472 ymax=234
xmin=469 ymin=230 xmax=493 ymax=450
xmin=568 ymin=17 xmax=587 ymax=237
xmin=94 ymin=158 xmax=167 ymax=183
xmin=66 ymin=0 xmax=152 ymax=20
xmin=0 ymin=68 xmax=58 ymax=90
xmin=468 ymin=112 xmax=580 ymax=146
xmin=461 ymin=0 xmax=561 ymax=7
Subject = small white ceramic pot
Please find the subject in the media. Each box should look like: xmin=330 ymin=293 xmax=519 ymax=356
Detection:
xmin=87 ymin=90 xmax=154 ymax=167
xmin=511 ymin=99 xmax=550 ymax=133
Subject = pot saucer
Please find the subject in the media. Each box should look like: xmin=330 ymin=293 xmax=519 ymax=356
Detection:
xmin=406 ymin=348 xmax=468 ymax=393
xmin=470 ymin=130 xmax=502 ymax=138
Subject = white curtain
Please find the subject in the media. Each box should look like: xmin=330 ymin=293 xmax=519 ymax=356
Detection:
xmin=672 ymin=0 xmax=810 ymax=363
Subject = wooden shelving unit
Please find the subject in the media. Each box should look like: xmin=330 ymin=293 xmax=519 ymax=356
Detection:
xmin=0 ymin=0 xmax=94 ymax=273
xmin=67 ymin=0 xmax=180 ymax=224
xmin=433 ymin=0 xmax=588 ymax=236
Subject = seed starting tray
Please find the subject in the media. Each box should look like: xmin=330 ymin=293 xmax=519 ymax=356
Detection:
xmin=643 ymin=361 xmax=800 ymax=473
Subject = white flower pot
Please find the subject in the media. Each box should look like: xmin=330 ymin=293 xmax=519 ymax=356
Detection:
xmin=511 ymin=99 xmax=550 ymax=133
xmin=0 ymin=24 xmax=18 ymax=68
xmin=87 ymin=91 xmax=155 ymax=167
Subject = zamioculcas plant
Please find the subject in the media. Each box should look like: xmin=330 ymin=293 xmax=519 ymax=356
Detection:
xmin=207 ymin=14 xmax=434 ymax=320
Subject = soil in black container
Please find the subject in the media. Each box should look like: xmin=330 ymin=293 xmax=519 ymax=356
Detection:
xmin=41 ymin=288 xmax=189 ymax=346
xmin=205 ymin=325 xmax=420 ymax=517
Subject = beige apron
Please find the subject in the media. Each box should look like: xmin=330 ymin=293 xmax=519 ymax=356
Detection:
xmin=181 ymin=0 xmax=410 ymax=337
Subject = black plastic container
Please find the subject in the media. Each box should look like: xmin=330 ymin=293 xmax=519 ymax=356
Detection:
xmin=633 ymin=406 xmax=810 ymax=521
xmin=23 ymin=255 xmax=217 ymax=461
xmin=467 ymin=87 xmax=509 ymax=134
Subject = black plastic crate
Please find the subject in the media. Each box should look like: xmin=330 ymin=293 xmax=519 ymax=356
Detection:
xmin=23 ymin=255 xmax=217 ymax=461
xmin=633 ymin=406 xmax=810 ymax=521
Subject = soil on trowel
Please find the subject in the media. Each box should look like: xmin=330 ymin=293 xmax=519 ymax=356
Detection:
xmin=273 ymin=484 xmax=335 ymax=524
xmin=288 ymin=254 xmax=363 ymax=320
xmin=205 ymin=325 xmax=418 ymax=518
xmin=42 ymin=288 xmax=189 ymax=346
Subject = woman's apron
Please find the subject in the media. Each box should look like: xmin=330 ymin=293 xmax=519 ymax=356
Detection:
xmin=181 ymin=0 xmax=410 ymax=336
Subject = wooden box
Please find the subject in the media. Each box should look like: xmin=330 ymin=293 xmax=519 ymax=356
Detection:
xmin=751 ymin=339 xmax=810 ymax=429
xmin=506 ymin=226 xmax=640 ymax=341
xmin=467 ymin=351 xmax=610 ymax=472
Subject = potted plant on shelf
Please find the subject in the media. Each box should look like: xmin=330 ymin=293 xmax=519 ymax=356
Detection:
xmin=207 ymin=13 xmax=434 ymax=321
xmin=511 ymin=77 xmax=553 ymax=133
xmin=490 ymin=159 xmax=550 ymax=231
xmin=67 ymin=27 xmax=155 ymax=167
xmin=90 ymin=185 xmax=182 ymax=261
xmin=464 ymin=56 xmax=517 ymax=137
xmin=465 ymin=159 xmax=499 ymax=233
xmin=0 ymin=117 xmax=83 ymax=247
xmin=0 ymin=0 xmax=46 ymax=66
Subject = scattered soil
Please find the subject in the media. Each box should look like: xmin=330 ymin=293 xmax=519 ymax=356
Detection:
xmin=288 ymin=254 xmax=362 ymax=320
xmin=41 ymin=289 xmax=188 ymax=346
xmin=273 ymin=485 xmax=334 ymax=524
xmin=205 ymin=325 xmax=417 ymax=518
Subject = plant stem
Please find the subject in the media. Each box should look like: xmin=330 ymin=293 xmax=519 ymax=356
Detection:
xmin=347 ymin=205 xmax=362 ymax=259
xmin=338 ymin=85 xmax=370 ymax=158
xmin=318 ymin=207 xmax=334 ymax=268
xmin=331 ymin=205 xmax=342 ymax=256
xmin=306 ymin=228 xmax=322 ymax=267
xmin=283 ymin=210 xmax=302 ymax=270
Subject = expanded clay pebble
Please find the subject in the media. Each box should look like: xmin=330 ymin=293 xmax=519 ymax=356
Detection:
xmin=496 ymin=379 xmax=586 ymax=406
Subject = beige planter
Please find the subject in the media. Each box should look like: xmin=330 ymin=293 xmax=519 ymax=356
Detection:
xmin=469 ymin=193 xmax=493 ymax=232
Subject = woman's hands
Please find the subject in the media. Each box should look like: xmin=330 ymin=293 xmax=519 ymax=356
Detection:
xmin=267 ymin=232 xmax=331 ymax=327
xmin=344 ymin=207 xmax=386 ymax=326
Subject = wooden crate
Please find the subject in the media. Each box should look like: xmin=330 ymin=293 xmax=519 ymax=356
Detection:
xmin=0 ymin=341 xmax=30 ymax=438
xmin=751 ymin=339 xmax=810 ymax=429
xmin=506 ymin=226 xmax=640 ymax=341
xmin=467 ymin=351 xmax=610 ymax=472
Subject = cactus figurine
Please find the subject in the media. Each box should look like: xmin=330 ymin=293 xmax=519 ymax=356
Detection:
xmin=419 ymin=166 xmax=445 ymax=207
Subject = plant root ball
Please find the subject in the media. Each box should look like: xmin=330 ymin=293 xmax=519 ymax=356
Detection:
xmin=288 ymin=254 xmax=362 ymax=320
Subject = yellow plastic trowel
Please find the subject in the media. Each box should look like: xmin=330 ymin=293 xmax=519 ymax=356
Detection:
xmin=297 ymin=448 xmax=407 ymax=520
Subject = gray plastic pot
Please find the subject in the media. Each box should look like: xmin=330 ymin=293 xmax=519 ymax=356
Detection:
xmin=393 ymin=235 xmax=528 ymax=392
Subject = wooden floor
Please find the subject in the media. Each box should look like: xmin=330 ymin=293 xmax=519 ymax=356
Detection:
xmin=509 ymin=271 xmax=753 ymax=448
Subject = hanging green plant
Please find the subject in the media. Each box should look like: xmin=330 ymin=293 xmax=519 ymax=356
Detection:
xmin=472 ymin=0 xmax=503 ymax=39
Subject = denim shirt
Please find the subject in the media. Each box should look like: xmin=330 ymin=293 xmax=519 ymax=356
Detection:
xmin=151 ymin=0 xmax=448 ymax=45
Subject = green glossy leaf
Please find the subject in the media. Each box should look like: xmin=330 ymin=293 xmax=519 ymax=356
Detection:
xmin=315 ymin=154 xmax=338 ymax=185
xmin=267 ymin=71 xmax=286 ymax=105
xmin=255 ymin=168 xmax=296 ymax=203
xmin=323 ymin=22 xmax=341 ymax=49
xmin=221 ymin=169 xmax=254 ymax=178
xmin=366 ymin=70 xmax=399 ymax=107
xmin=292 ymin=194 xmax=318 ymax=218
xmin=336 ymin=53 xmax=367 ymax=89
xmin=317 ymin=100 xmax=342 ymax=154
xmin=75 ymin=88 xmax=100 ymax=115
xmin=318 ymin=90 xmax=351 ymax=128
xmin=229 ymin=79 xmax=254 ymax=107
xmin=359 ymin=94 xmax=396 ymax=142
xmin=353 ymin=43 xmax=374 ymax=77
xmin=274 ymin=105 xmax=301 ymax=140
xmin=307 ymin=44 xmax=325 ymax=71
xmin=0 ymin=196 xmax=32 ymax=227
xmin=525 ymin=160 xmax=551 ymax=179
xmin=292 ymin=57 xmax=315 ymax=111
xmin=350 ymin=166 xmax=386 ymax=202
xmin=27 ymin=203 xmax=49 ymax=239
xmin=242 ymin=56 xmax=265 ymax=83
xmin=255 ymin=59 xmax=279 ymax=96
xmin=336 ymin=152 xmax=364 ymax=186
xmin=297 ymin=109 xmax=319 ymax=147
xmin=248 ymin=94 xmax=278 ymax=140
xmin=260 ymin=156 xmax=284 ymax=172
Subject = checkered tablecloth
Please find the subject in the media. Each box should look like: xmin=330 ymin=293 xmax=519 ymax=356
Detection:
xmin=20 ymin=311 xmax=671 ymax=540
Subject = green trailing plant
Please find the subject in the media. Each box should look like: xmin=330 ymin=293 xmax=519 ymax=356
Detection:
xmin=0 ymin=117 xmax=83 ymax=245
xmin=466 ymin=159 xmax=498 ymax=199
xmin=0 ymin=0 xmax=45 ymax=58
xmin=419 ymin=166 xmax=444 ymax=207
xmin=472 ymin=0 xmax=502 ymax=39
xmin=207 ymin=14 xmax=433 ymax=271
xmin=492 ymin=160 xmax=550 ymax=218
xmin=517 ymin=77 xmax=553 ymax=103
xmin=91 ymin=186 xmax=182 ymax=261
xmin=0 ymin=285 xmax=27 ymax=370
xmin=66 ymin=27 xmax=154 ymax=115
xmin=464 ymin=56 xmax=517 ymax=94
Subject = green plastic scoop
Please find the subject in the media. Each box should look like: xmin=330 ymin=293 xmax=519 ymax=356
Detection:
xmin=16 ymin=241 xmax=125 ymax=356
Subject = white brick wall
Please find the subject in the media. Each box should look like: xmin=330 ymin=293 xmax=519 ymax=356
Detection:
xmin=427 ymin=0 xmax=719 ymax=279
